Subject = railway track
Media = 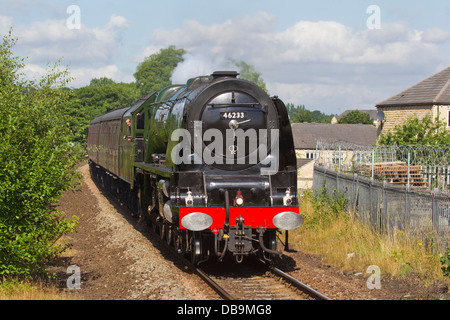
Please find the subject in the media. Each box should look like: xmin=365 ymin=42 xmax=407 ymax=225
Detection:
xmin=91 ymin=166 xmax=331 ymax=302
xmin=194 ymin=257 xmax=332 ymax=301
xmin=95 ymin=175 xmax=331 ymax=301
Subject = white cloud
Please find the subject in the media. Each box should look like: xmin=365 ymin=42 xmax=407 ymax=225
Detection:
xmin=422 ymin=27 xmax=450 ymax=43
xmin=2 ymin=14 xmax=131 ymax=88
xmin=170 ymin=52 xmax=235 ymax=84
xmin=23 ymin=63 xmax=129 ymax=88
xmin=145 ymin=17 xmax=445 ymax=69
xmin=268 ymin=81 xmax=385 ymax=114
xmin=5 ymin=9 xmax=450 ymax=113
xmin=11 ymin=14 xmax=129 ymax=67
xmin=149 ymin=12 xmax=276 ymax=65
xmin=69 ymin=65 xmax=127 ymax=87
xmin=0 ymin=15 xmax=14 ymax=35
xmin=2 ymin=13 xmax=131 ymax=87
xmin=142 ymin=14 xmax=450 ymax=113
xmin=133 ymin=45 xmax=161 ymax=64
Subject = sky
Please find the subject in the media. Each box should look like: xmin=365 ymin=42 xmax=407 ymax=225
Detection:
xmin=1 ymin=0 xmax=450 ymax=115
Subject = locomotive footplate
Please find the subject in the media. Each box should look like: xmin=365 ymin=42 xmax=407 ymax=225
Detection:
xmin=227 ymin=216 xmax=253 ymax=263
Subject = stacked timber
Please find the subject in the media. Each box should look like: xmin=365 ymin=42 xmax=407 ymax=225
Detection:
xmin=360 ymin=161 xmax=427 ymax=187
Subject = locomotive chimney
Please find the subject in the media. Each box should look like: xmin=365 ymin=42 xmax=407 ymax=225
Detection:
xmin=212 ymin=71 xmax=239 ymax=79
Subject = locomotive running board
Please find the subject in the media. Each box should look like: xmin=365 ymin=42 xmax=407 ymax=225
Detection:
xmin=134 ymin=161 xmax=172 ymax=178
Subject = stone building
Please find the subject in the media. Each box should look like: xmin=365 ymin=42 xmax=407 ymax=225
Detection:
xmin=376 ymin=66 xmax=450 ymax=137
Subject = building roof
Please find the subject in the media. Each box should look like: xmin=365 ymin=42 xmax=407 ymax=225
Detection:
xmin=291 ymin=123 xmax=377 ymax=149
xmin=376 ymin=66 xmax=450 ymax=107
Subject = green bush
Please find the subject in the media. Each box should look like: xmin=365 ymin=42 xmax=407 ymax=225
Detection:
xmin=441 ymin=248 xmax=450 ymax=277
xmin=0 ymin=31 xmax=79 ymax=277
xmin=301 ymin=184 xmax=349 ymax=230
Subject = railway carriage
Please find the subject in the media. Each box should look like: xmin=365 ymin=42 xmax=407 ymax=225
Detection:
xmin=87 ymin=71 xmax=303 ymax=264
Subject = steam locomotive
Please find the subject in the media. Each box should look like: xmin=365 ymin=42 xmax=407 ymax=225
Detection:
xmin=87 ymin=71 xmax=303 ymax=264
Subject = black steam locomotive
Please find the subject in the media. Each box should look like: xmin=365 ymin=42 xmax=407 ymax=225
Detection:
xmin=87 ymin=71 xmax=303 ymax=264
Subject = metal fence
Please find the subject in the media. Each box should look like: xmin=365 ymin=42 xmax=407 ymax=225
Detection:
xmin=313 ymin=143 xmax=450 ymax=252
xmin=315 ymin=142 xmax=450 ymax=192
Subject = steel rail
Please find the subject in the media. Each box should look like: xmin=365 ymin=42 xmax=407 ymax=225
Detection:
xmin=260 ymin=259 xmax=332 ymax=301
xmin=194 ymin=266 xmax=236 ymax=300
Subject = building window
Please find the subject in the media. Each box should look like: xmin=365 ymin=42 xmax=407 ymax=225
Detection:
xmin=306 ymin=152 xmax=315 ymax=159
xmin=448 ymin=110 xmax=450 ymax=128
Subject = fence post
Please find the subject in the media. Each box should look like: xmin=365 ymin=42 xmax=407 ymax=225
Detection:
xmin=382 ymin=180 xmax=388 ymax=233
xmin=371 ymin=149 xmax=375 ymax=180
xmin=315 ymin=143 xmax=318 ymax=166
xmin=407 ymin=151 xmax=411 ymax=188
xmin=432 ymin=188 xmax=443 ymax=252
xmin=338 ymin=146 xmax=342 ymax=172
xmin=432 ymin=188 xmax=439 ymax=232
xmin=405 ymin=183 xmax=410 ymax=232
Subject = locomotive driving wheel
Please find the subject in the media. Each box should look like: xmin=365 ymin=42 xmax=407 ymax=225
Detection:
xmin=175 ymin=230 xmax=189 ymax=254
xmin=189 ymin=232 xmax=202 ymax=265
xmin=165 ymin=224 xmax=174 ymax=246
xmin=158 ymin=219 xmax=165 ymax=240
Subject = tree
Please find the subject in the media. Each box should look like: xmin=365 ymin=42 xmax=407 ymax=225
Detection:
xmin=311 ymin=110 xmax=333 ymax=123
xmin=68 ymin=80 xmax=140 ymax=142
xmin=0 ymin=31 xmax=80 ymax=276
xmin=286 ymin=104 xmax=333 ymax=123
xmin=338 ymin=110 xmax=374 ymax=125
xmin=89 ymin=77 xmax=116 ymax=87
xmin=286 ymin=104 xmax=312 ymax=123
xmin=229 ymin=59 xmax=268 ymax=93
xmin=378 ymin=115 xmax=450 ymax=145
xmin=134 ymin=46 xmax=186 ymax=95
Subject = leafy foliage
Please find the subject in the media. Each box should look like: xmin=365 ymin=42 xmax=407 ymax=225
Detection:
xmin=301 ymin=186 xmax=349 ymax=230
xmin=338 ymin=110 xmax=374 ymax=125
xmin=229 ymin=59 xmax=268 ymax=93
xmin=441 ymin=247 xmax=450 ymax=277
xmin=134 ymin=46 xmax=186 ymax=96
xmin=68 ymin=80 xmax=140 ymax=142
xmin=378 ymin=114 xmax=450 ymax=145
xmin=0 ymin=31 xmax=80 ymax=277
xmin=286 ymin=103 xmax=333 ymax=123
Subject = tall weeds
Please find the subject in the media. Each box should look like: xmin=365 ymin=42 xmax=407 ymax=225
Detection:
xmin=291 ymin=187 xmax=448 ymax=285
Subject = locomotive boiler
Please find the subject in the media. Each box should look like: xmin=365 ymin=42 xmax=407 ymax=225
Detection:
xmin=87 ymin=71 xmax=303 ymax=264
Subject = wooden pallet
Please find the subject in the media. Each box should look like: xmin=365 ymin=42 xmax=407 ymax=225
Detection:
xmin=359 ymin=162 xmax=427 ymax=186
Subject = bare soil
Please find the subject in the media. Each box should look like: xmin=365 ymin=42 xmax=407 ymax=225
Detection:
xmin=52 ymin=163 xmax=449 ymax=300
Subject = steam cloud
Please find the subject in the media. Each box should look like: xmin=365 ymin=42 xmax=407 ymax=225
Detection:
xmin=171 ymin=52 xmax=237 ymax=84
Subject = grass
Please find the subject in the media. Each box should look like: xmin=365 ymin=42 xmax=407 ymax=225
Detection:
xmin=289 ymin=189 xmax=450 ymax=287
xmin=0 ymin=235 xmax=79 ymax=300
xmin=0 ymin=278 xmax=73 ymax=300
